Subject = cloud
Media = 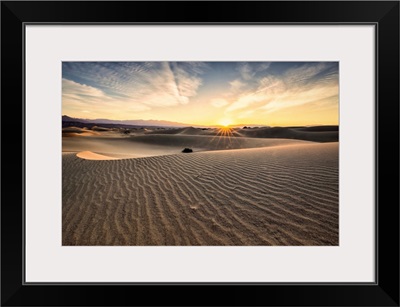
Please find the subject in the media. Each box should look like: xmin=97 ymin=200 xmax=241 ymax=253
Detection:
xmin=62 ymin=78 xmax=105 ymax=100
xmin=226 ymin=76 xmax=284 ymax=113
xmin=259 ymin=83 xmax=338 ymax=114
xmin=256 ymin=62 xmax=271 ymax=72
xmin=168 ymin=62 xmax=202 ymax=101
xmin=62 ymin=62 xmax=206 ymax=110
xmin=229 ymin=79 xmax=246 ymax=93
xmin=211 ymin=98 xmax=229 ymax=108
xmin=237 ymin=62 xmax=271 ymax=80
xmin=257 ymin=76 xmax=285 ymax=93
xmin=226 ymin=92 xmax=269 ymax=112
xmin=283 ymin=62 xmax=337 ymax=86
xmin=62 ymin=78 xmax=151 ymax=118
xmin=238 ymin=63 xmax=254 ymax=80
xmin=225 ymin=63 xmax=338 ymax=115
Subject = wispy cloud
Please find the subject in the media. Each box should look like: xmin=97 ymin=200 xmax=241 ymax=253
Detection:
xmin=210 ymin=98 xmax=229 ymax=108
xmin=229 ymin=79 xmax=246 ymax=93
xmin=226 ymin=92 xmax=270 ymax=113
xmin=62 ymin=62 xmax=207 ymax=117
xmin=238 ymin=63 xmax=254 ymax=80
xmin=225 ymin=63 xmax=338 ymax=116
xmin=237 ymin=62 xmax=271 ymax=80
xmin=62 ymin=78 xmax=151 ymax=118
xmin=211 ymin=63 xmax=273 ymax=111
xmin=259 ymin=84 xmax=338 ymax=113
xmin=283 ymin=62 xmax=336 ymax=86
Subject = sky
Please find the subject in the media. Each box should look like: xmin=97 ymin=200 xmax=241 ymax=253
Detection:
xmin=62 ymin=61 xmax=339 ymax=127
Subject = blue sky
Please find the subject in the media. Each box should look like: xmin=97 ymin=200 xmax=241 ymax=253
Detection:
xmin=62 ymin=61 xmax=339 ymax=126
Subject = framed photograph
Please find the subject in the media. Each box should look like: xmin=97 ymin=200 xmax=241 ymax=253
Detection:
xmin=2 ymin=1 xmax=399 ymax=306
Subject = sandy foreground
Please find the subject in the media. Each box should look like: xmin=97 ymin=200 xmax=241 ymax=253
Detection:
xmin=63 ymin=129 xmax=338 ymax=246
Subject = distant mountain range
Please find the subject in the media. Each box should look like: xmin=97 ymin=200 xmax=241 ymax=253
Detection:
xmin=62 ymin=115 xmax=196 ymax=128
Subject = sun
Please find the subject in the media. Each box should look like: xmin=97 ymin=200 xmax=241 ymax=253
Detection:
xmin=219 ymin=119 xmax=232 ymax=127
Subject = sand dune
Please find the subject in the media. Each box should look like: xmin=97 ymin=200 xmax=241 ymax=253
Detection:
xmin=144 ymin=125 xmax=339 ymax=142
xmin=129 ymin=134 xmax=312 ymax=151
xmin=62 ymin=142 xmax=338 ymax=246
xmin=238 ymin=126 xmax=338 ymax=142
xmin=63 ymin=133 xmax=312 ymax=159
xmin=178 ymin=127 xmax=204 ymax=135
xmin=63 ymin=125 xmax=338 ymax=142
xmin=62 ymin=127 xmax=100 ymax=137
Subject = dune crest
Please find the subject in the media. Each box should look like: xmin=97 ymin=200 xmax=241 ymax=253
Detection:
xmin=64 ymin=134 xmax=313 ymax=159
xmin=76 ymin=151 xmax=118 ymax=160
xmin=76 ymin=151 xmax=139 ymax=160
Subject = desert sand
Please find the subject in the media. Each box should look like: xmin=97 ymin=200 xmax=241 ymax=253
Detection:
xmin=62 ymin=126 xmax=338 ymax=246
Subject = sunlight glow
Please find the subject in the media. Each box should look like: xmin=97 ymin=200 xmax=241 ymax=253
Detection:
xmin=204 ymin=126 xmax=241 ymax=150
xmin=219 ymin=119 xmax=232 ymax=127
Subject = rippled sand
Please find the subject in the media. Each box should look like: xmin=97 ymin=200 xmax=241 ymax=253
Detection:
xmin=62 ymin=141 xmax=338 ymax=246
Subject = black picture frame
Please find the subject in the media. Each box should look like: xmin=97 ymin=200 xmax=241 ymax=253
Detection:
xmin=1 ymin=1 xmax=399 ymax=306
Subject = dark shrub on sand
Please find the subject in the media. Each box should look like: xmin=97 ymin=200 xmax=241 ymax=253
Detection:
xmin=182 ymin=148 xmax=193 ymax=153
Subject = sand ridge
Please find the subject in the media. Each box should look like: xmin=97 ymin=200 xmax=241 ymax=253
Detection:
xmin=144 ymin=125 xmax=339 ymax=142
xmin=64 ymin=134 xmax=314 ymax=160
xmin=76 ymin=151 xmax=142 ymax=160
